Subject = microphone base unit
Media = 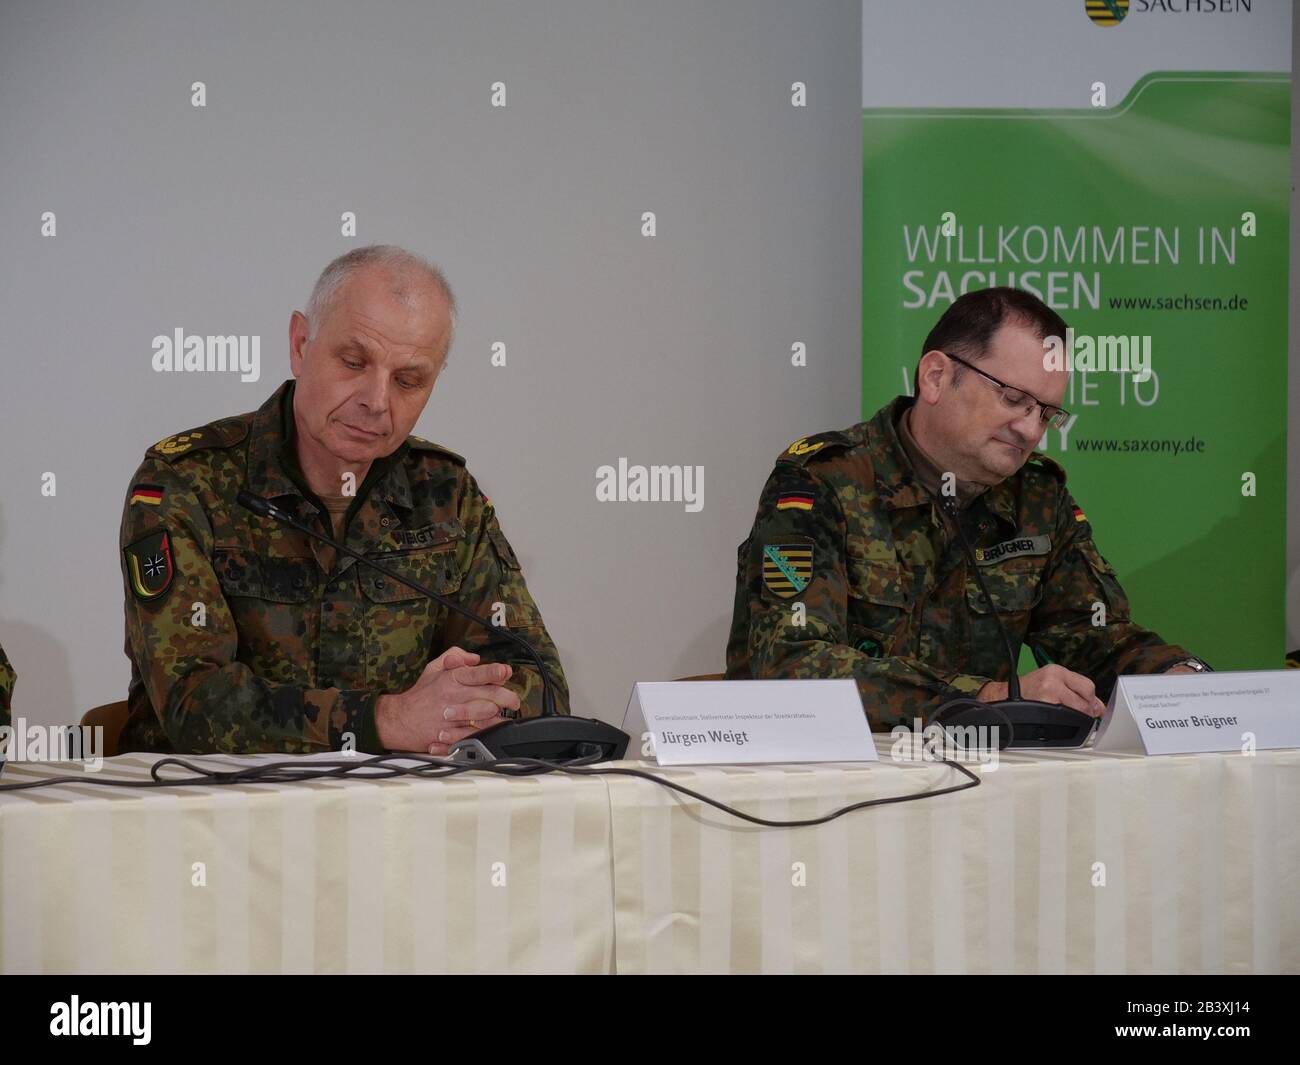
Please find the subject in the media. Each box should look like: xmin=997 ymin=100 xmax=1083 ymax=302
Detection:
xmin=449 ymin=716 xmax=631 ymax=764
xmin=930 ymin=697 xmax=1096 ymax=750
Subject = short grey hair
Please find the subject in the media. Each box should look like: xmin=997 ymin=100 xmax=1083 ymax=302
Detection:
xmin=305 ymin=244 xmax=457 ymax=354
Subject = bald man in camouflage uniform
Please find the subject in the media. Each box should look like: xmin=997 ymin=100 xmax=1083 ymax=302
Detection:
xmin=727 ymin=288 xmax=1206 ymax=730
xmin=120 ymin=247 xmax=568 ymax=754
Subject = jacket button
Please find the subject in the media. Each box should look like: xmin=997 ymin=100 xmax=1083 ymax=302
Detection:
xmin=375 ymin=577 xmax=386 ymax=589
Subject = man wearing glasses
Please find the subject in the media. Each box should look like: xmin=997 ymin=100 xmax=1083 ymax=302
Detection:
xmin=726 ymin=286 xmax=1208 ymax=729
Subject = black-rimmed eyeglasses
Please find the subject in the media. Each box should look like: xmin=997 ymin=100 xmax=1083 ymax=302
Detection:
xmin=941 ymin=353 xmax=1071 ymax=430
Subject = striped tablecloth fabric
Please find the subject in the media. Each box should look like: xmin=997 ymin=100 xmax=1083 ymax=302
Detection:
xmin=606 ymin=745 xmax=1300 ymax=974
xmin=4 ymin=744 xmax=1297 ymax=973
xmin=0 ymin=752 xmax=615 ymax=974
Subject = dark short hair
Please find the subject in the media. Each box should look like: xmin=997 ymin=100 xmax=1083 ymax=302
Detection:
xmin=912 ymin=287 xmax=1070 ymax=395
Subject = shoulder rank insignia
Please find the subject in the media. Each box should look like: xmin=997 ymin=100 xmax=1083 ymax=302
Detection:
xmin=148 ymin=418 xmax=248 ymax=462
xmin=129 ymin=483 xmax=165 ymax=507
xmin=762 ymin=543 xmax=813 ymax=599
xmin=777 ymin=429 xmax=856 ymax=467
xmin=786 ymin=437 xmax=826 ymax=458
xmin=153 ymin=431 xmax=204 ymax=457
xmin=124 ymin=530 xmax=175 ymax=603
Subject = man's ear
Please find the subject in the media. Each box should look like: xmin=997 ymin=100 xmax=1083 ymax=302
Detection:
xmin=915 ymin=349 xmax=948 ymax=405
xmin=288 ymin=311 xmax=310 ymax=377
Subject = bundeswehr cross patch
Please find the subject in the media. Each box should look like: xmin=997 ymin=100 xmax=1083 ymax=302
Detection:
xmin=762 ymin=543 xmax=812 ymax=599
xmin=124 ymin=529 xmax=175 ymax=604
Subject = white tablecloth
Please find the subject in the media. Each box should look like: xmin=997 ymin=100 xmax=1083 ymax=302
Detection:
xmin=0 ymin=752 xmax=615 ymax=973
xmin=606 ymin=745 xmax=1300 ymax=973
xmin=3 ymin=744 xmax=1297 ymax=973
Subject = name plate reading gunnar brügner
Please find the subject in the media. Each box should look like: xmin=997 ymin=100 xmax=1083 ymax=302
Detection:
xmin=1095 ymin=670 xmax=1300 ymax=754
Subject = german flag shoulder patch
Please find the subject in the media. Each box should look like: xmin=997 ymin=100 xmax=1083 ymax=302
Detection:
xmin=129 ymin=483 xmax=165 ymax=507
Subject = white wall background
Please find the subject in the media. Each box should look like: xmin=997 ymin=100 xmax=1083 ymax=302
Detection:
xmin=0 ymin=1 xmax=1293 ymax=731
xmin=0 ymin=0 xmax=863 ymax=726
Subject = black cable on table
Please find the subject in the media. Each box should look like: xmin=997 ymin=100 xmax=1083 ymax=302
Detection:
xmin=0 ymin=751 xmax=982 ymax=828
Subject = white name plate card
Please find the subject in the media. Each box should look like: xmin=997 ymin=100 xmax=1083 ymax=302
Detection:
xmin=622 ymin=679 xmax=878 ymax=766
xmin=1095 ymin=670 xmax=1300 ymax=755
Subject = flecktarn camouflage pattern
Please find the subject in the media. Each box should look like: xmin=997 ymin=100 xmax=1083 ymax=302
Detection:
xmin=727 ymin=397 xmax=1191 ymax=728
xmin=120 ymin=380 xmax=568 ymax=754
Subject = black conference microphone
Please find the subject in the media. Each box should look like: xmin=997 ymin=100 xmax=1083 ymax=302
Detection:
xmin=237 ymin=490 xmax=629 ymax=764
xmin=931 ymin=496 xmax=1095 ymax=749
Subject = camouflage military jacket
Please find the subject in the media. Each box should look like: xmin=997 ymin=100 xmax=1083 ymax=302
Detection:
xmin=0 ymin=641 xmax=13 ymax=731
xmin=726 ymin=396 xmax=1190 ymax=728
xmin=120 ymin=380 xmax=568 ymax=754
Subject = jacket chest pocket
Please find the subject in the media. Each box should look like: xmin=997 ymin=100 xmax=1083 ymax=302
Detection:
xmin=358 ymin=523 xmax=466 ymax=606
xmin=213 ymin=550 xmax=318 ymax=604
xmin=354 ymin=533 xmax=466 ymax=673
xmin=846 ymin=548 xmax=910 ymax=656
xmin=211 ymin=550 xmax=318 ymax=680
xmin=965 ymin=557 xmax=1045 ymax=618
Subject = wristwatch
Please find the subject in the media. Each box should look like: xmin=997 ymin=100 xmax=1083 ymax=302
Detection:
xmin=1170 ymin=657 xmax=1212 ymax=673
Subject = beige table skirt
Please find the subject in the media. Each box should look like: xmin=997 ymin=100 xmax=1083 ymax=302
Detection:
xmin=3 ymin=745 xmax=1297 ymax=973
xmin=607 ymin=746 xmax=1300 ymax=974
xmin=0 ymin=753 xmax=615 ymax=973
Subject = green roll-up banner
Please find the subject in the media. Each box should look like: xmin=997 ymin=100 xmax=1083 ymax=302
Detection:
xmin=863 ymin=54 xmax=1290 ymax=670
